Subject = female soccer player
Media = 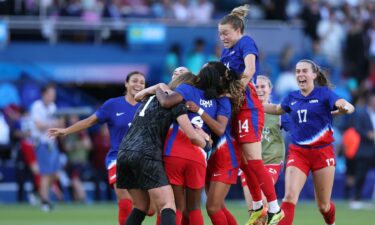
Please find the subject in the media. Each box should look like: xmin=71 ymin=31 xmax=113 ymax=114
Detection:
xmin=116 ymin=78 xmax=210 ymax=225
xmin=148 ymin=64 xmax=233 ymax=225
xmin=263 ymin=59 xmax=355 ymax=225
xmin=48 ymin=71 xmax=145 ymax=225
xmin=240 ymin=75 xmax=288 ymax=224
xmin=218 ymin=5 xmax=282 ymax=225
xmin=184 ymin=61 xmax=243 ymax=225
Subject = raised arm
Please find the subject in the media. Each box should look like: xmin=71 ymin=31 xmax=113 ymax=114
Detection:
xmin=48 ymin=114 xmax=98 ymax=138
xmin=156 ymin=87 xmax=184 ymax=108
xmin=186 ymin=100 xmax=227 ymax=136
xmin=263 ymin=103 xmax=285 ymax=115
xmin=135 ymin=83 xmax=171 ymax=102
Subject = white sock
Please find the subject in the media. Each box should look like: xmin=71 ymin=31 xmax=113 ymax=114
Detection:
xmin=268 ymin=200 xmax=280 ymax=213
xmin=253 ymin=200 xmax=263 ymax=210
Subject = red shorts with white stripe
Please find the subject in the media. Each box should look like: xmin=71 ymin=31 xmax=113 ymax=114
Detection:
xmin=286 ymin=144 xmax=336 ymax=176
xmin=233 ymin=83 xmax=264 ymax=143
xmin=239 ymin=163 xmax=282 ymax=187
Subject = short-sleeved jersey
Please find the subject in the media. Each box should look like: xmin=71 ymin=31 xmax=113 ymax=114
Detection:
xmin=221 ymin=35 xmax=260 ymax=83
xmin=163 ymin=84 xmax=218 ymax=166
xmin=213 ymin=97 xmax=241 ymax=169
xmin=30 ymin=100 xmax=57 ymax=144
xmin=95 ymin=96 xmax=140 ymax=156
xmin=261 ymin=114 xmax=285 ymax=165
xmin=119 ymin=95 xmax=187 ymax=161
xmin=280 ymin=86 xmax=340 ymax=147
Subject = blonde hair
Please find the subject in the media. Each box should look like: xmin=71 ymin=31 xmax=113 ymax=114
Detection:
xmin=219 ymin=5 xmax=250 ymax=34
xmin=298 ymin=59 xmax=333 ymax=88
xmin=168 ymin=72 xmax=197 ymax=90
xmin=257 ymin=75 xmax=273 ymax=89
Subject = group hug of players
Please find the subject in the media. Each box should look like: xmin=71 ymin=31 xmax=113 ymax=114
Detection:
xmin=48 ymin=4 xmax=355 ymax=225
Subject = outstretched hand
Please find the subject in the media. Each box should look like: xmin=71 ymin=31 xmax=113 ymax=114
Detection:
xmin=48 ymin=128 xmax=67 ymax=138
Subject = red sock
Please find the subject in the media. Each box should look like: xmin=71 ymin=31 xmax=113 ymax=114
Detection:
xmin=176 ymin=210 xmax=182 ymax=225
xmin=222 ymin=207 xmax=237 ymax=225
xmin=241 ymin=164 xmax=262 ymax=202
xmin=118 ymin=199 xmax=133 ymax=225
xmin=189 ymin=209 xmax=204 ymax=225
xmin=279 ymin=202 xmax=295 ymax=225
xmin=248 ymin=160 xmax=277 ymax=202
xmin=156 ymin=214 xmax=161 ymax=225
xmin=321 ymin=201 xmax=335 ymax=225
xmin=209 ymin=210 xmax=228 ymax=225
xmin=181 ymin=215 xmax=189 ymax=225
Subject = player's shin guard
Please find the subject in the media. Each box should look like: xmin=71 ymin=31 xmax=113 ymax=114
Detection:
xmin=189 ymin=209 xmax=204 ymax=225
xmin=118 ymin=198 xmax=133 ymax=225
xmin=248 ymin=160 xmax=278 ymax=208
xmin=161 ymin=208 xmax=177 ymax=225
xmin=125 ymin=208 xmax=146 ymax=225
xmin=222 ymin=207 xmax=238 ymax=225
xmin=278 ymin=202 xmax=295 ymax=225
xmin=208 ymin=209 xmax=228 ymax=225
xmin=321 ymin=201 xmax=335 ymax=225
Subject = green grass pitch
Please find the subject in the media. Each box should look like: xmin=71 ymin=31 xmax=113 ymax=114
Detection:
xmin=0 ymin=201 xmax=373 ymax=225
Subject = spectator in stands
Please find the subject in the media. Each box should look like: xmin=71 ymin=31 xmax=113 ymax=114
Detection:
xmin=350 ymin=91 xmax=375 ymax=209
xmin=189 ymin=0 xmax=214 ymax=23
xmin=317 ymin=8 xmax=345 ymax=67
xmin=30 ymin=84 xmax=63 ymax=212
xmin=151 ymin=0 xmax=174 ymax=18
xmin=172 ymin=0 xmax=189 ymax=21
xmin=299 ymin=0 xmax=321 ymax=46
xmin=163 ymin=43 xmax=182 ymax=83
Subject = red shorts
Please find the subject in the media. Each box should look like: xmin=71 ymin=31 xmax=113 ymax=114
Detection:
xmin=206 ymin=163 xmax=239 ymax=185
xmin=20 ymin=140 xmax=37 ymax=165
xmin=286 ymin=144 xmax=336 ymax=176
xmin=164 ymin=156 xmax=206 ymax=189
xmin=107 ymin=161 xmax=117 ymax=186
xmin=239 ymin=164 xmax=282 ymax=187
xmin=233 ymin=83 xmax=264 ymax=143
xmin=265 ymin=164 xmax=282 ymax=184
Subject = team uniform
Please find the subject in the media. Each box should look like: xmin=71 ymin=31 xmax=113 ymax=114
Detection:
xmin=116 ymin=96 xmax=187 ymax=190
xmin=95 ymin=96 xmax=140 ymax=185
xmin=207 ymin=97 xmax=241 ymax=184
xmin=221 ymin=35 xmax=264 ymax=143
xmin=240 ymin=114 xmax=287 ymax=187
xmin=163 ymin=84 xmax=218 ymax=189
xmin=280 ymin=86 xmax=340 ymax=176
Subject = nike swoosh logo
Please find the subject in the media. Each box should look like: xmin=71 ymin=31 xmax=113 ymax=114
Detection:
xmin=116 ymin=112 xmax=125 ymax=116
xmin=213 ymin=173 xmax=221 ymax=177
xmin=291 ymin=101 xmax=297 ymax=105
xmin=239 ymin=134 xmax=247 ymax=138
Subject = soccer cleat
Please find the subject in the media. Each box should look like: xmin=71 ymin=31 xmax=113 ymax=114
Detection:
xmin=266 ymin=209 xmax=284 ymax=225
xmin=246 ymin=205 xmax=264 ymax=225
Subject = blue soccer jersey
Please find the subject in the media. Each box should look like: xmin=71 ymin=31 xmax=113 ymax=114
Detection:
xmin=220 ymin=35 xmax=260 ymax=83
xmin=95 ymin=96 xmax=140 ymax=165
xmin=280 ymin=87 xmax=340 ymax=147
xmin=163 ymin=84 xmax=218 ymax=164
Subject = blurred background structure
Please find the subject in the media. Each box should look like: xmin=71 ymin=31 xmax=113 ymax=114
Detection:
xmin=0 ymin=0 xmax=374 ymax=209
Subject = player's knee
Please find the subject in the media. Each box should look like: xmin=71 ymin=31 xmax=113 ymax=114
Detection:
xmin=206 ymin=202 xmax=221 ymax=215
xmin=283 ymin=192 xmax=298 ymax=204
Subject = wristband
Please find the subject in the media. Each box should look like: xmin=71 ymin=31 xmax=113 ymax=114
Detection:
xmin=197 ymin=108 xmax=204 ymax=116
